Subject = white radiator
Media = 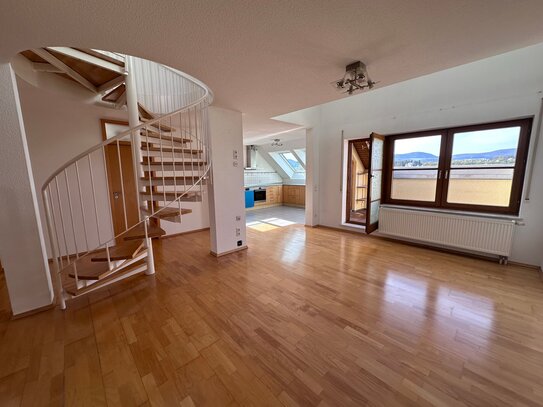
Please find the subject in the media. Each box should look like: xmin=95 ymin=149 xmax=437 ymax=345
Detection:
xmin=379 ymin=206 xmax=516 ymax=259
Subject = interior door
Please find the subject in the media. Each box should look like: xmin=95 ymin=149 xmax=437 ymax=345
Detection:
xmin=105 ymin=142 xmax=140 ymax=241
xmin=366 ymin=133 xmax=385 ymax=234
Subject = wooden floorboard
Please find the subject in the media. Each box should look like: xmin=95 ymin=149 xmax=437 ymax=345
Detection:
xmin=1 ymin=224 xmax=543 ymax=406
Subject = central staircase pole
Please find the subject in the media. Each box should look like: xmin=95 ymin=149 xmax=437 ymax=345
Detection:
xmin=125 ymin=56 xmax=155 ymax=275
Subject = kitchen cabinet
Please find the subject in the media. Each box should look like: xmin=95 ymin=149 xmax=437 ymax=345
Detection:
xmin=244 ymin=189 xmax=254 ymax=208
xmin=266 ymin=185 xmax=283 ymax=205
xmin=282 ymin=185 xmax=305 ymax=207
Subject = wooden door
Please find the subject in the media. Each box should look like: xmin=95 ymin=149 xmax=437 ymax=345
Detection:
xmin=105 ymin=142 xmax=140 ymax=240
xmin=366 ymin=133 xmax=385 ymax=234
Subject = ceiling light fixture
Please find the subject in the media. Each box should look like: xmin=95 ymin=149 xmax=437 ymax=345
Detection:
xmin=271 ymin=138 xmax=283 ymax=147
xmin=332 ymin=61 xmax=378 ymax=95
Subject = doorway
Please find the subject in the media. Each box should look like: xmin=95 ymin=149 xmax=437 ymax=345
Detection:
xmin=345 ymin=139 xmax=369 ymax=225
xmin=101 ymin=119 xmax=140 ymax=240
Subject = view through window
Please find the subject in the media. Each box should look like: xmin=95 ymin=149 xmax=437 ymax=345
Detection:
xmin=385 ymin=119 xmax=532 ymax=214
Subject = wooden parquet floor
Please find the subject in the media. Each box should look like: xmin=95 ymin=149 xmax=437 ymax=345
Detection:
xmin=1 ymin=224 xmax=543 ymax=406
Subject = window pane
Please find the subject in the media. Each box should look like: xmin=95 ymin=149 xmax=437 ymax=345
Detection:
xmin=281 ymin=152 xmax=303 ymax=171
xmin=391 ymin=170 xmax=437 ymax=201
xmin=447 ymin=168 xmax=513 ymax=206
xmin=451 ymin=127 xmax=520 ymax=168
xmin=393 ymin=135 xmax=442 ymax=169
xmin=294 ymin=149 xmax=306 ymax=165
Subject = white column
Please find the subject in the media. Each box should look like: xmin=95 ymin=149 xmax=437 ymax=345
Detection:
xmin=207 ymin=106 xmax=247 ymax=256
xmin=124 ymin=56 xmax=143 ymax=191
xmin=124 ymin=57 xmax=155 ymax=274
xmin=0 ymin=64 xmax=54 ymax=315
xmin=305 ymin=128 xmax=320 ymax=226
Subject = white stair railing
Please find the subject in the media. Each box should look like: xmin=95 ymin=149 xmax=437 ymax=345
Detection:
xmin=41 ymin=60 xmax=213 ymax=309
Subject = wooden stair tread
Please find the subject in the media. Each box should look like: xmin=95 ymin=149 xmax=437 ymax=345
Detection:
xmin=138 ymin=103 xmax=157 ymax=120
xmin=63 ymin=257 xmax=109 ymax=281
xmin=140 ymin=176 xmax=206 ymax=186
xmin=140 ymin=206 xmax=192 ymax=219
xmin=141 ymin=160 xmax=206 ymax=167
xmin=122 ymin=223 xmax=166 ymax=241
xmin=141 ymin=146 xmax=202 ymax=154
xmin=140 ymin=192 xmax=202 ymax=202
xmin=140 ymin=117 xmax=174 ymax=132
xmin=91 ymin=240 xmax=144 ymax=262
xmin=64 ymin=259 xmax=147 ymax=296
xmin=141 ymin=133 xmax=191 ymax=144
xmin=102 ymin=84 xmax=126 ymax=103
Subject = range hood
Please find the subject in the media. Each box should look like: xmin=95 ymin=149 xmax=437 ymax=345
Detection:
xmin=245 ymin=145 xmax=257 ymax=169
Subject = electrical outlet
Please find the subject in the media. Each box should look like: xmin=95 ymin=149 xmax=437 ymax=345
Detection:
xmin=233 ymin=161 xmax=238 ymax=167
xmin=237 ymin=240 xmax=243 ymax=247
xmin=233 ymin=149 xmax=238 ymax=160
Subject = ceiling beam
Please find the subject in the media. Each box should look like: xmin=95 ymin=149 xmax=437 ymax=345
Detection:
xmin=32 ymin=48 xmax=98 ymax=93
xmin=31 ymin=62 xmax=63 ymax=73
xmin=97 ymin=75 xmax=126 ymax=93
xmin=46 ymin=47 xmax=125 ymax=74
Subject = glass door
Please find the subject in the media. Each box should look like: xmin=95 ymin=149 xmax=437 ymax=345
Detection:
xmin=366 ymin=133 xmax=385 ymax=234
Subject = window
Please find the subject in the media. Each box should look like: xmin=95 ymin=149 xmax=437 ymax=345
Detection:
xmin=269 ymin=150 xmax=306 ymax=180
xmin=280 ymin=152 xmax=304 ymax=172
xmin=294 ymin=148 xmax=306 ymax=165
xmin=384 ymin=119 xmax=532 ymax=215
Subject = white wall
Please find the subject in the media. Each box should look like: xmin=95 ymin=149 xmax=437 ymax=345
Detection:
xmin=0 ymin=64 xmax=53 ymax=315
xmin=208 ymin=106 xmax=247 ymax=255
xmin=277 ymin=42 xmax=543 ymax=266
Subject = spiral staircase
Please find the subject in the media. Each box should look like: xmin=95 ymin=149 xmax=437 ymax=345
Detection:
xmin=20 ymin=48 xmax=213 ymax=309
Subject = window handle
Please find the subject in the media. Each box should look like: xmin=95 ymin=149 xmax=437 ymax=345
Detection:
xmin=438 ymin=170 xmax=443 ymax=179
xmin=445 ymin=170 xmax=450 ymax=179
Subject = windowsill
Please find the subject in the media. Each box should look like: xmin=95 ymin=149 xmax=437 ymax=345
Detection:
xmin=380 ymin=204 xmax=522 ymax=222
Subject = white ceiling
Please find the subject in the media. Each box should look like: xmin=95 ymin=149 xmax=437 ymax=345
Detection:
xmin=247 ymin=128 xmax=307 ymax=146
xmin=2 ymin=1 xmax=543 ymax=136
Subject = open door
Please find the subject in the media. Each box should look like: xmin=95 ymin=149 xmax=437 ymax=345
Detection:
xmin=365 ymin=133 xmax=385 ymax=234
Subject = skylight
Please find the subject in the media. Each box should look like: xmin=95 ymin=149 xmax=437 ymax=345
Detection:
xmin=280 ymin=152 xmax=304 ymax=172
xmin=269 ymin=150 xmax=306 ymax=179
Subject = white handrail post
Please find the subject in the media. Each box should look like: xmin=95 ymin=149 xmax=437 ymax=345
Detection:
xmin=143 ymin=218 xmax=155 ymax=275
xmin=43 ymin=188 xmax=66 ymax=310
xmin=125 ymin=56 xmax=143 ymax=221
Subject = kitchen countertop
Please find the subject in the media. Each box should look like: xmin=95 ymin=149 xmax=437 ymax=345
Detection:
xmin=244 ymin=183 xmax=283 ymax=189
xmin=244 ymin=183 xmax=306 ymax=189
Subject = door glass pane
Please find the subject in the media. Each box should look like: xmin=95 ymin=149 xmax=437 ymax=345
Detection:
xmin=371 ymin=137 xmax=384 ymax=169
xmin=370 ymin=200 xmax=380 ymax=224
xmin=370 ymin=171 xmax=382 ymax=201
xmin=447 ymin=168 xmax=513 ymax=206
xmin=393 ymin=135 xmax=441 ymax=169
xmin=451 ymin=127 xmax=520 ymax=168
xmin=391 ymin=170 xmax=438 ymax=201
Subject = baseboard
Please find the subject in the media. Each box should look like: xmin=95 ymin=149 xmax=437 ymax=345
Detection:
xmin=161 ymin=227 xmax=210 ymax=239
xmin=11 ymin=302 xmax=55 ymax=320
xmin=210 ymin=246 xmax=248 ymax=257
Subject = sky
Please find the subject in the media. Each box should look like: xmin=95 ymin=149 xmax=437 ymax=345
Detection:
xmin=394 ymin=127 xmax=520 ymax=156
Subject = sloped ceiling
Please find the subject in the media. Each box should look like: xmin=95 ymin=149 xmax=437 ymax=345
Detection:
xmin=2 ymin=0 xmax=543 ymax=121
